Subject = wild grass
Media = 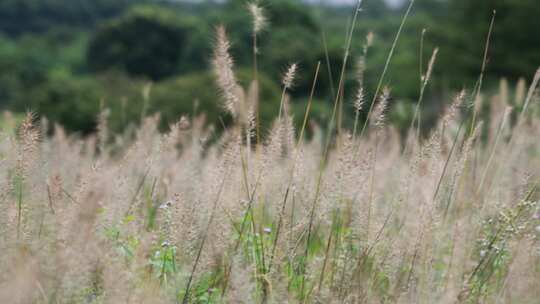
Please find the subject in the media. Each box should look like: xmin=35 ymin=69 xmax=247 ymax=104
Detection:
xmin=1 ymin=2 xmax=540 ymax=304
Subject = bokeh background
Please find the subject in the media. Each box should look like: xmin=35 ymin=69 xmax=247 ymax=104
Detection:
xmin=0 ymin=0 xmax=538 ymax=135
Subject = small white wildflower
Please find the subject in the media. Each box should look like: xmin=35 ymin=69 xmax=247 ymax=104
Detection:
xmin=159 ymin=201 xmax=172 ymax=209
xmin=263 ymin=227 xmax=272 ymax=234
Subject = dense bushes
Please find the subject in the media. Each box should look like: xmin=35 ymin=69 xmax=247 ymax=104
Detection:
xmin=28 ymin=76 xmax=103 ymax=134
xmin=1 ymin=0 xmax=540 ymax=136
xmin=19 ymin=69 xmax=285 ymax=136
xmin=0 ymin=0 xmax=137 ymax=36
xmin=87 ymin=6 xmax=204 ymax=81
xmin=150 ymin=69 xmax=282 ymax=131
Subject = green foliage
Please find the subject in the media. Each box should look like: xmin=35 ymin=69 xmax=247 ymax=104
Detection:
xmin=0 ymin=0 xmax=137 ymax=36
xmin=1 ymin=0 xmax=539 ymax=135
xmin=87 ymin=6 xmax=204 ymax=80
xmin=447 ymin=0 xmax=540 ymax=82
xmin=150 ymin=69 xmax=282 ymax=132
xmin=460 ymin=198 xmax=538 ymax=302
xmin=28 ymin=75 xmax=103 ymax=134
xmin=0 ymin=30 xmax=87 ymax=110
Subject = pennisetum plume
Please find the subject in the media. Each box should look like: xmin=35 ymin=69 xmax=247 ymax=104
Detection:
xmin=371 ymin=88 xmax=391 ymax=129
xmin=278 ymin=63 xmax=298 ymax=121
xmin=213 ymin=26 xmax=241 ymax=118
xmin=247 ymin=2 xmax=267 ymax=35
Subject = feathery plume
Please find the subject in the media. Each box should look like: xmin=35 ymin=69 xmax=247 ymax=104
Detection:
xmin=372 ymin=88 xmax=391 ymax=128
xmin=213 ymin=26 xmax=240 ymax=117
xmin=282 ymin=63 xmax=298 ymax=89
xmin=247 ymin=2 xmax=267 ymax=34
xmin=356 ymin=57 xmax=366 ymax=85
xmin=441 ymin=90 xmax=466 ymax=128
xmin=422 ymin=47 xmax=439 ymax=84
xmin=354 ymin=87 xmax=365 ymax=113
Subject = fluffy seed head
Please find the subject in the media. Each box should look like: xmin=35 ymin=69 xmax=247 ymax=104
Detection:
xmin=366 ymin=31 xmax=374 ymax=48
xmin=354 ymin=87 xmax=365 ymax=112
xmin=356 ymin=57 xmax=366 ymax=86
xmin=247 ymin=2 xmax=267 ymax=34
xmin=372 ymin=87 xmax=391 ymax=128
xmin=441 ymin=90 xmax=466 ymax=127
xmin=213 ymin=26 xmax=240 ymax=117
xmin=282 ymin=63 xmax=298 ymax=89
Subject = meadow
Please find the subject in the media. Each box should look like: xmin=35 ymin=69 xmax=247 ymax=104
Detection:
xmin=1 ymin=2 xmax=539 ymax=303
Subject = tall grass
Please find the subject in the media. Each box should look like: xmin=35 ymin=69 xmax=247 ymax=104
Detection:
xmin=0 ymin=2 xmax=539 ymax=303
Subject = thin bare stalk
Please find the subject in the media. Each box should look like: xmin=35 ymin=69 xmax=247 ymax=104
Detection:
xmin=268 ymin=62 xmax=321 ymax=273
xmin=359 ymin=0 xmax=415 ymax=140
xmin=181 ymin=166 xmax=230 ymax=304
xmin=470 ymin=11 xmax=496 ymax=132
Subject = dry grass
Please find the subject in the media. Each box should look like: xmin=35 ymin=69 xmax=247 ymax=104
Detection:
xmin=0 ymin=4 xmax=539 ymax=303
xmin=0 ymin=76 xmax=538 ymax=303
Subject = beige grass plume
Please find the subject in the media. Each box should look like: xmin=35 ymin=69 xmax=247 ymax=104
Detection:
xmin=213 ymin=26 xmax=241 ymax=118
xmin=372 ymin=87 xmax=391 ymax=128
xmin=247 ymin=2 xmax=267 ymax=34
xmin=282 ymin=63 xmax=298 ymax=90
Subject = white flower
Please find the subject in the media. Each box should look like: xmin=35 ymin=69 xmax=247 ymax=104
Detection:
xmin=159 ymin=201 xmax=173 ymax=209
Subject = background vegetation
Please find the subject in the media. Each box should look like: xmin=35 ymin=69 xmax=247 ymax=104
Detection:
xmin=1 ymin=0 xmax=539 ymax=134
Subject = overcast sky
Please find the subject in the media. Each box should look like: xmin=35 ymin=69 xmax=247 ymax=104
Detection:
xmin=310 ymin=0 xmax=405 ymax=8
xmin=179 ymin=1 xmax=406 ymax=8
xmin=178 ymin=0 xmax=407 ymax=9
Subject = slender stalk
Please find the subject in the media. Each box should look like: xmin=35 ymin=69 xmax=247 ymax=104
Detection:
xmin=470 ymin=11 xmax=496 ymax=132
xmin=322 ymin=30 xmax=336 ymax=99
xmin=16 ymin=176 xmax=23 ymax=240
xmin=432 ymin=120 xmax=465 ymax=203
xmin=300 ymin=1 xmax=365 ymax=298
xmin=316 ymin=209 xmax=338 ymax=294
xmin=359 ymin=0 xmax=415 ymax=140
xmin=221 ymin=174 xmax=263 ymax=297
xmin=268 ymin=62 xmax=321 ymax=273
xmin=476 ymin=107 xmax=511 ymax=201
xmin=181 ymin=166 xmax=230 ymax=304
xmin=407 ymin=47 xmax=439 ymax=145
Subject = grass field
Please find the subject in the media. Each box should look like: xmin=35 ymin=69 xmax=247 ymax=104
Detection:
xmin=1 ymin=3 xmax=539 ymax=304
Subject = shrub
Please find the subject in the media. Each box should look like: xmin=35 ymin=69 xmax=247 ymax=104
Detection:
xmin=150 ymin=69 xmax=282 ymax=132
xmin=87 ymin=6 xmax=202 ymax=81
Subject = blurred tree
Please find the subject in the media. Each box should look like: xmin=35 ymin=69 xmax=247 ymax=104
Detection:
xmin=87 ymin=6 xmax=204 ymax=80
xmin=446 ymin=0 xmax=540 ymax=82
xmin=28 ymin=75 xmax=103 ymax=134
xmin=1 ymin=0 xmax=538 ymax=136
xmin=150 ymin=69 xmax=282 ymax=132
xmin=217 ymin=0 xmax=325 ymax=96
xmin=0 ymin=31 xmax=86 ymax=110
xmin=0 ymin=0 xmax=138 ymax=36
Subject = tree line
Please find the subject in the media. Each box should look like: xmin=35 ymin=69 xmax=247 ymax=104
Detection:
xmin=0 ymin=0 xmax=538 ymax=134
